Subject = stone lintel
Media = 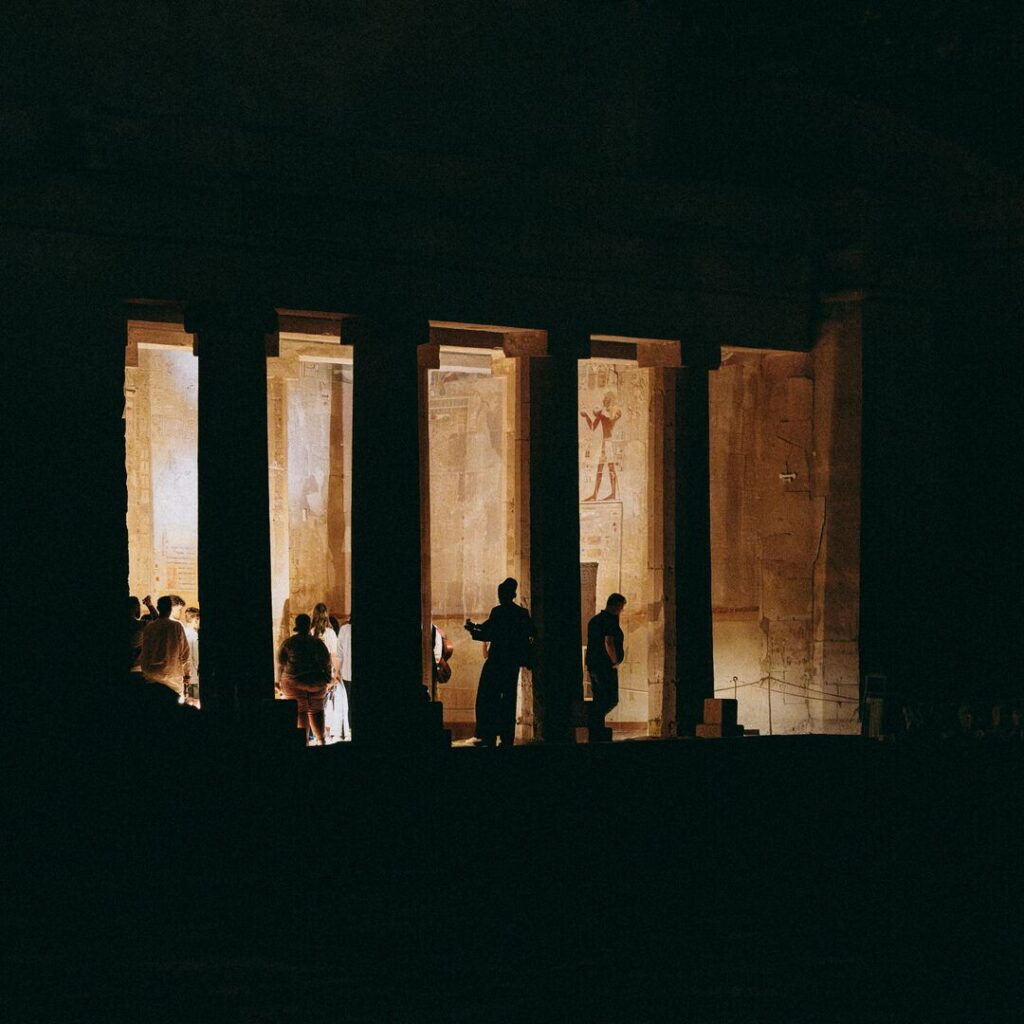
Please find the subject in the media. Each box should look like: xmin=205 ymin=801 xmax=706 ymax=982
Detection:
xmin=277 ymin=309 xmax=345 ymax=338
xmin=501 ymin=330 xmax=548 ymax=359
xmin=418 ymin=342 xmax=441 ymax=369
xmin=184 ymin=302 xmax=280 ymax=359
xmin=591 ymin=340 xmax=638 ymax=361
xmin=635 ymin=340 xmax=681 ymax=368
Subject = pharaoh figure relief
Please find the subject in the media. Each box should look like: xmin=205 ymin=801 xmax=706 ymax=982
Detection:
xmin=580 ymin=390 xmax=623 ymax=502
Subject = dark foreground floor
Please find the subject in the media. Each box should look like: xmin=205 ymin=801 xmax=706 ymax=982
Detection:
xmin=3 ymin=708 xmax=1022 ymax=1023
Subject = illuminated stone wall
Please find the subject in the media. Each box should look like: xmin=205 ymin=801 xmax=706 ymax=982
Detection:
xmin=710 ymin=335 xmax=861 ymax=735
xmin=427 ymin=357 xmax=512 ymax=735
xmin=578 ymin=360 xmax=659 ymax=733
xmin=267 ymin=343 xmax=352 ymax=647
xmin=125 ymin=346 xmax=199 ymax=606
xmin=124 ymin=335 xmax=859 ymax=737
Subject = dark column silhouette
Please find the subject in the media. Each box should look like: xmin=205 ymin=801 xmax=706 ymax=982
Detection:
xmin=4 ymin=285 xmax=128 ymax=725
xmin=346 ymin=315 xmax=445 ymax=745
xmin=185 ymin=303 xmax=276 ymax=714
xmin=529 ymin=325 xmax=587 ymax=742
xmin=673 ymin=346 xmax=720 ymax=735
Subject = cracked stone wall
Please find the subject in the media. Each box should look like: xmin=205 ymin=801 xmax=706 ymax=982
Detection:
xmin=267 ymin=343 xmax=352 ymax=648
xmin=125 ymin=346 xmax=199 ymax=606
xmin=125 ymin=333 xmax=859 ymax=736
xmin=710 ymin=330 xmax=861 ymax=734
xmin=427 ymin=359 xmax=512 ymax=736
xmin=578 ymin=360 xmax=662 ymax=734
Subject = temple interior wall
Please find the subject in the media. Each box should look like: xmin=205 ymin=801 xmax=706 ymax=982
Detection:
xmin=709 ymin=334 xmax=861 ymax=735
xmin=578 ymin=360 xmax=659 ymax=732
xmin=427 ymin=355 xmax=511 ymax=733
xmin=124 ymin=330 xmax=860 ymax=737
xmin=266 ymin=347 xmax=353 ymax=646
xmin=125 ymin=346 xmax=199 ymax=607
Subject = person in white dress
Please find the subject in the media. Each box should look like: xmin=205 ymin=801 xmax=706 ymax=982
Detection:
xmin=313 ymin=603 xmax=348 ymax=743
xmin=333 ymin=618 xmax=353 ymax=741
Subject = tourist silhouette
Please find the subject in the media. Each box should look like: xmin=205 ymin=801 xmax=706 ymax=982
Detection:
xmin=464 ymin=578 xmax=536 ymax=747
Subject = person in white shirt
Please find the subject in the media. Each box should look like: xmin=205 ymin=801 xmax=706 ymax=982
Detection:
xmin=313 ymin=603 xmax=348 ymax=742
xmin=331 ymin=617 xmax=353 ymax=741
xmin=182 ymin=607 xmax=200 ymax=704
xmin=140 ymin=595 xmax=192 ymax=699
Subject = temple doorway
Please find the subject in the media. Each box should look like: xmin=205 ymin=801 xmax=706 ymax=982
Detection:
xmin=426 ymin=345 xmax=521 ymax=739
xmin=579 ymin=355 xmax=664 ymax=738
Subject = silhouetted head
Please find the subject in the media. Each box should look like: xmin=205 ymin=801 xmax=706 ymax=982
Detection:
xmin=294 ymin=613 xmax=312 ymax=634
xmin=128 ymin=596 xmax=141 ymax=620
xmin=311 ymin=602 xmax=330 ymax=638
xmin=606 ymin=593 xmax=627 ymax=616
xmin=156 ymin=595 xmax=185 ymax=618
xmin=497 ymin=577 xmax=518 ymax=604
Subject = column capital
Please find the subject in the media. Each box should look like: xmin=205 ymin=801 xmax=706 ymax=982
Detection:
xmin=183 ymin=301 xmax=278 ymax=336
xmin=681 ymin=343 xmax=721 ymax=372
xmin=340 ymin=313 xmax=430 ymax=347
xmin=540 ymin=322 xmax=591 ymax=361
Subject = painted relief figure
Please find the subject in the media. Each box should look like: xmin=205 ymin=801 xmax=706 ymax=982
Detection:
xmin=581 ymin=391 xmax=622 ymax=501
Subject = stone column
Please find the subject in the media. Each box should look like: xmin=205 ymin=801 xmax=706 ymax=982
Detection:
xmin=185 ymin=303 xmax=277 ymax=714
xmin=528 ymin=326 xmax=588 ymax=742
xmin=265 ymin=366 xmax=291 ymax=651
xmin=3 ymin=286 xmax=128 ymax=727
xmin=673 ymin=346 xmax=720 ymax=735
xmin=346 ymin=315 xmax=445 ymax=745
xmin=810 ymin=297 xmax=862 ymax=733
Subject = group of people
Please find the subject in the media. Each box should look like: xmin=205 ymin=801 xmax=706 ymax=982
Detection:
xmin=898 ymin=701 xmax=1024 ymax=743
xmin=128 ymin=578 xmax=630 ymax=747
xmin=461 ymin=577 xmax=627 ymax=746
xmin=277 ymin=603 xmax=352 ymax=745
xmin=128 ymin=594 xmax=200 ymax=704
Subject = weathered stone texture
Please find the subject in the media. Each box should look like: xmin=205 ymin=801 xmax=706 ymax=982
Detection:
xmin=709 ymin=334 xmax=861 ymax=735
xmin=123 ymin=328 xmax=860 ymax=735
xmin=126 ymin=346 xmax=199 ymax=606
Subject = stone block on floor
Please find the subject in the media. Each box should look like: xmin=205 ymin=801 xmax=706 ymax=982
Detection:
xmin=703 ymin=698 xmax=738 ymax=727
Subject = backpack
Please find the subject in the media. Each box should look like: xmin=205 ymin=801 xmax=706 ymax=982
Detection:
xmin=433 ymin=625 xmax=454 ymax=683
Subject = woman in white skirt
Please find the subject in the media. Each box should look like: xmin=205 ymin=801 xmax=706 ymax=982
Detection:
xmin=313 ymin=603 xmax=349 ymax=742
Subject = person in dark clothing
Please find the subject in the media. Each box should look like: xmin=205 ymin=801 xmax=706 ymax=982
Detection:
xmin=585 ymin=593 xmax=626 ymax=742
xmin=465 ymin=577 xmax=536 ymax=747
xmin=128 ymin=596 xmax=146 ymax=679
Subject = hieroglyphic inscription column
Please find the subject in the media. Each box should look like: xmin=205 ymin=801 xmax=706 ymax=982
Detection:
xmin=346 ymin=315 xmax=447 ymax=745
xmin=672 ymin=344 xmax=721 ymax=735
xmin=185 ymin=303 xmax=277 ymax=713
xmin=527 ymin=325 xmax=589 ymax=742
